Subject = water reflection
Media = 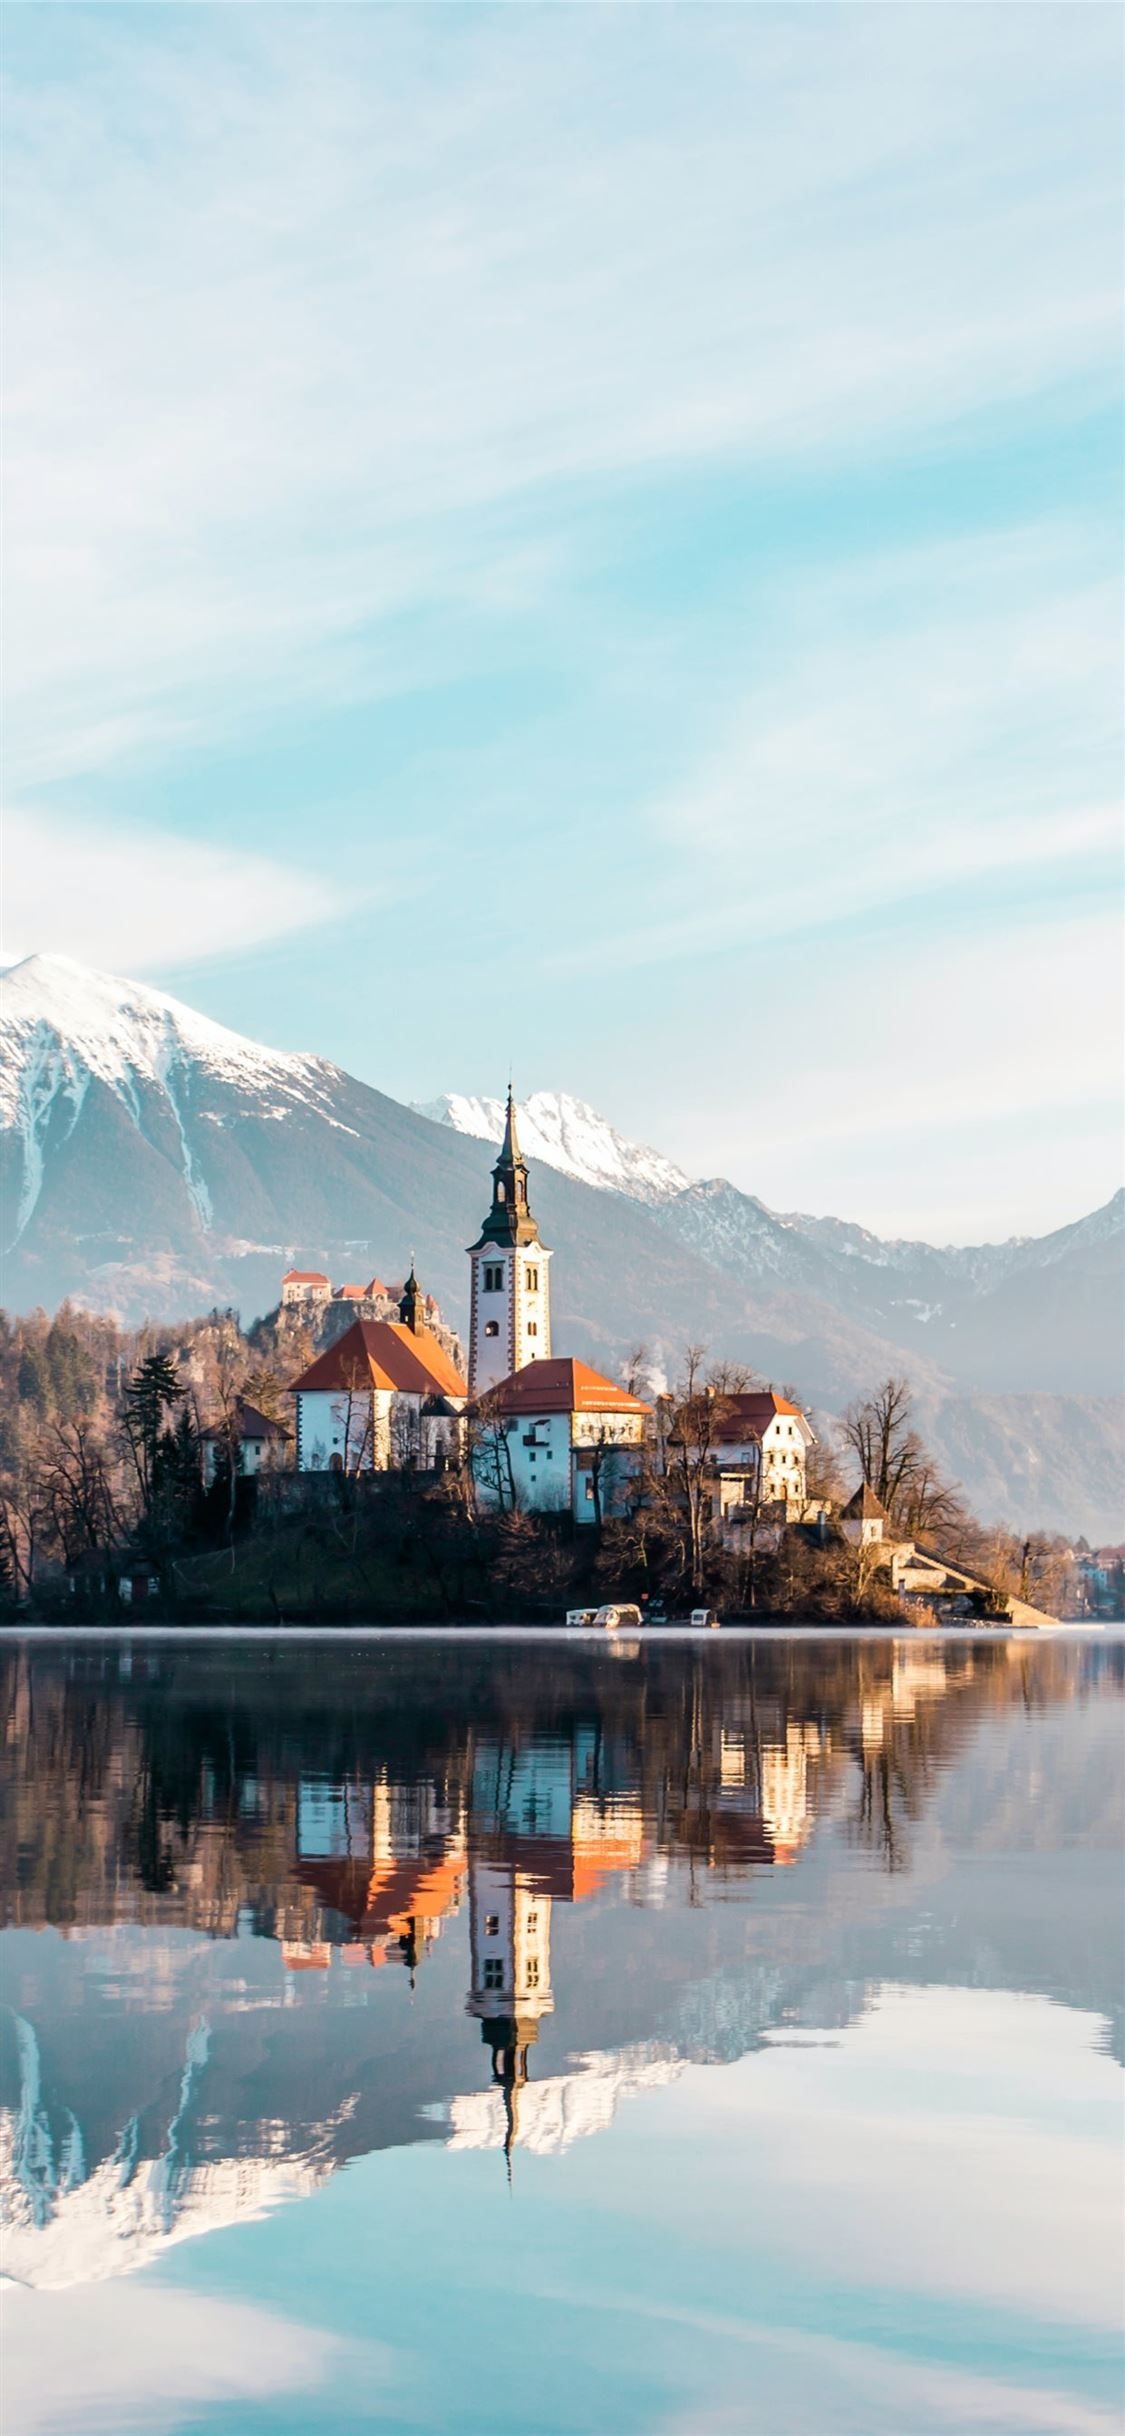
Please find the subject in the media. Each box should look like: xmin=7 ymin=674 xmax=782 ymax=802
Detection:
xmin=0 ymin=1632 xmax=1121 ymax=2307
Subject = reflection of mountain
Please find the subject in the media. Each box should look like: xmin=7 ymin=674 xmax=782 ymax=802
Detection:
xmin=1 ymin=1635 xmax=1120 ymax=2289
xmin=0 ymin=2005 xmax=337 ymax=2290
xmin=441 ymin=2042 xmax=685 ymax=2156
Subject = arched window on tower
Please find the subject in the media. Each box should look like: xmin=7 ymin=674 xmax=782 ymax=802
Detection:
xmin=497 ymin=1181 xmax=506 ymax=1203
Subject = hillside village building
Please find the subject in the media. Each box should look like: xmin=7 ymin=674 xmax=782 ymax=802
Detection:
xmin=199 ymin=1400 xmax=291 ymax=1485
xmin=288 ymin=1271 xmax=467 ymax=1472
xmin=473 ymin=1357 xmax=651 ymax=1523
xmin=467 ymin=1092 xmax=552 ymax=1396
xmin=281 ymin=1269 xmax=332 ymax=1307
xmin=706 ymin=1392 xmax=816 ymax=1525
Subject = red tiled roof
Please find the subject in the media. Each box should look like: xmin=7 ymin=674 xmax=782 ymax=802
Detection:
xmin=199 ymin=1400 xmax=291 ymax=1443
xmin=282 ymin=1269 xmax=330 ymax=1285
xmin=486 ymin=1358 xmax=651 ymax=1417
xmin=287 ymin=1317 xmax=467 ymax=1400
xmin=711 ymin=1391 xmax=805 ymax=1444
xmin=842 ymin=1482 xmax=889 ymax=1521
xmin=332 ymin=1284 xmax=367 ymax=1300
xmin=365 ymin=1279 xmax=387 ymax=1298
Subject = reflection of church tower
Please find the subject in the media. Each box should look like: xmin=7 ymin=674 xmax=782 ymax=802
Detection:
xmin=466 ymin=1861 xmax=554 ymax=2163
xmin=467 ymin=1093 xmax=551 ymax=1397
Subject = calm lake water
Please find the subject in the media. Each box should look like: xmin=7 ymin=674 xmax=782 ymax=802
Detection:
xmin=1 ymin=1630 xmax=1122 ymax=2436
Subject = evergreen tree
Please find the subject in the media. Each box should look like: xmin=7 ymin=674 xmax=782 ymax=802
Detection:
xmin=17 ymin=1341 xmax=51 ymax=1415
xmin=123 ymin=1353 xmax=184 ymax=1511
xmin=46 ymin=1311 xmax=97 ymax=1418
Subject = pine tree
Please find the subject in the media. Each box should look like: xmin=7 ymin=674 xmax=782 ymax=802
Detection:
xmin=123 ymin=1353 xmax=184 ymax=1511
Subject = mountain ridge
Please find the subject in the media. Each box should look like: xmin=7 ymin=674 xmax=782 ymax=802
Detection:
xmin=2 ymin=955 xmax=1121 ymax=1537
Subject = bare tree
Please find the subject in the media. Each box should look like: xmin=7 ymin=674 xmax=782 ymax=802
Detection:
xmin=660 ymin=1349 xmax=751 ymax=1595
xmin=843 ymin=1378 xmax=961 ymax=1540
xmin=467 ymin=1390 xmax=518 ymax=1514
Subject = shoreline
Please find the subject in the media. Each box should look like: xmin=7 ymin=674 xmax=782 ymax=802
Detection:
xmin=0 ymin=1619 xmax=1101 ymax=1641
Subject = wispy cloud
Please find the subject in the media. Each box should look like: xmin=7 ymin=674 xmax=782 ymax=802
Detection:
xmin=2 ymin=808 xmax=352 ymax=972
xmin=3 ymin=9 xmax=1120 ymax=780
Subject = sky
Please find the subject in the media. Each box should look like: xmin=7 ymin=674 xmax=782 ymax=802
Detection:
xmin=3 ymin=4 xmax=1122 ymax=1243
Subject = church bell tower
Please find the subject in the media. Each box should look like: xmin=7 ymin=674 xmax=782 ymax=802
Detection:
xmin=467 ymin=1091 xmax=551 ymax=1396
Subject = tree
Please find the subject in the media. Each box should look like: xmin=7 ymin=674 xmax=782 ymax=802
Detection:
xmin=467 ymin=1391 xmax=518 ymax=1514
xmin=660 ymin=1350 xmax=751 ymax=1596
xmin=842 ymin=1378 xmax=961 ymax=1540
xmin=43 ymin=1419 xmax=122 ymax=1565
xmin=123 ymin=1353 xmax=184 ymax=1514
xmin=241 ymin=1364 xmax=288 ymax=1424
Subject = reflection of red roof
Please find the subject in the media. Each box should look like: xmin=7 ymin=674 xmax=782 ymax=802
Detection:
xmin=288 ymin=1318 xmax=467 ymax=1400
xmin=488 ymin=1359 xmax=651 ymax=1417
xmin=712 ymin=1392 xmax=805 ymax=1444
xmin=295 ymin=1848 xmax=466 ymax=1942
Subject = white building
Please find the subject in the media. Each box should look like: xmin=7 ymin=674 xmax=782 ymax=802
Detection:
xmin=199 ymin=1400 xmax=292 ymax=1485
xmin=840 ymin=1482 xmax=890 ymax=1545
xmin=467 ymin=1092 xmax=552 ymax=1397
xmin=472 ymin=1356 xmax=651 ymax=1523
xmin=280 ymin=1269 xmax=332 ymax=1307
xmin=707 ymin=1391 xmax=816 ymax=1523
xmin=287 ymin=1275 xmax=467 ymax=1472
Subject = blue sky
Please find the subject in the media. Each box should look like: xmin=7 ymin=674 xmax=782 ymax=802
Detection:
xmin=4 ymin=5 xmax=1122 ymax=1240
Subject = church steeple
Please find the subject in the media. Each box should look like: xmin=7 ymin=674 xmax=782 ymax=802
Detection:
xmin=467 ymin=1090 xmax=551 ymax=1395
xmin=398 ymin=1258 xmax=423 ymax=1333
xmin=478 ymin=1089 xmax=539 ymax=1248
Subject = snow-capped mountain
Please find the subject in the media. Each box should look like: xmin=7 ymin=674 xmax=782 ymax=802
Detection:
xmin=2 ymin=953 xmax=343 ymax=1248
xmin=421 ymin=1078 xmax=1124 ymax=1398
xmin=415 ymin=1089 xmax=690 ymax=1204
xmin=1 ymin=954 xmax=1121 ymax=1533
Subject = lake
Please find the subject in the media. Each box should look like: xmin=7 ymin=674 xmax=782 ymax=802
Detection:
xmin=1 ymin=1630 xmax=1122 ymax=2436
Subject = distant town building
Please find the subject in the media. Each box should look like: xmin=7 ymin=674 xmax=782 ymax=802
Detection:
xmin=467 ymin=1091 xmax=552 ymax=1396
xmin=280 ymin=1269 xmax=332 ymax=1307
xmin=473 ymin=1356 xmax=651 ymax=1522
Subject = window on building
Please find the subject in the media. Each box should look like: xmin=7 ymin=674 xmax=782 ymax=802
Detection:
xmin=484 ymin=1958 xmax=504 ymax=1989
xmin=483 ymin=1264 xmax=503 ymax=1293
xmin=527 ymin=1321 xmax=538 ymax=1337
xmin=526 ymin=1958 xmax=540 ymax=1988
xmin=526 ymin=1266 xmax=538 ymax=1292
xmin=485 ymin=1914 xmax=499 ymax=1936
xmin=484 ymin=1321 xmax=499 ymax=1338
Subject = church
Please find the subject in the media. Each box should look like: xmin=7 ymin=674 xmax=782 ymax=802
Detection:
xmin=287 ymin=1090 xmax=649 ymax=1509
xmin=466 ymin=1092 xmax=651 ymax=1521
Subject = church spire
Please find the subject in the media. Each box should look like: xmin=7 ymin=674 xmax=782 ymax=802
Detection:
xmin=474 ymin=1089 xmax=540 ymax=1248
xmin=398 ymin=1258 xmax=423 ymax=1333
xmin=466 ymin=1090 xmax=551 ymax=1394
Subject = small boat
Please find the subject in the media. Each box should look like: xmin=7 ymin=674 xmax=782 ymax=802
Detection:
xmin=593 ymin=1602 xmax=644 ymax=1632
xmin=690 ymin=1607 xmax=722 ymax=1629
xmin=565 ymin=1607 xmax=600 ymax=1629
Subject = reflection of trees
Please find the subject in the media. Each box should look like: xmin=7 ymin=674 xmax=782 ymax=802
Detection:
xmin=1 ymin=1637 xmax=1113 ymax=1942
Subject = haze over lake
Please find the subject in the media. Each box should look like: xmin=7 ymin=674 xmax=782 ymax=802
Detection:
xmin=1 ymin=1630 xmax=1121 ymax=2436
